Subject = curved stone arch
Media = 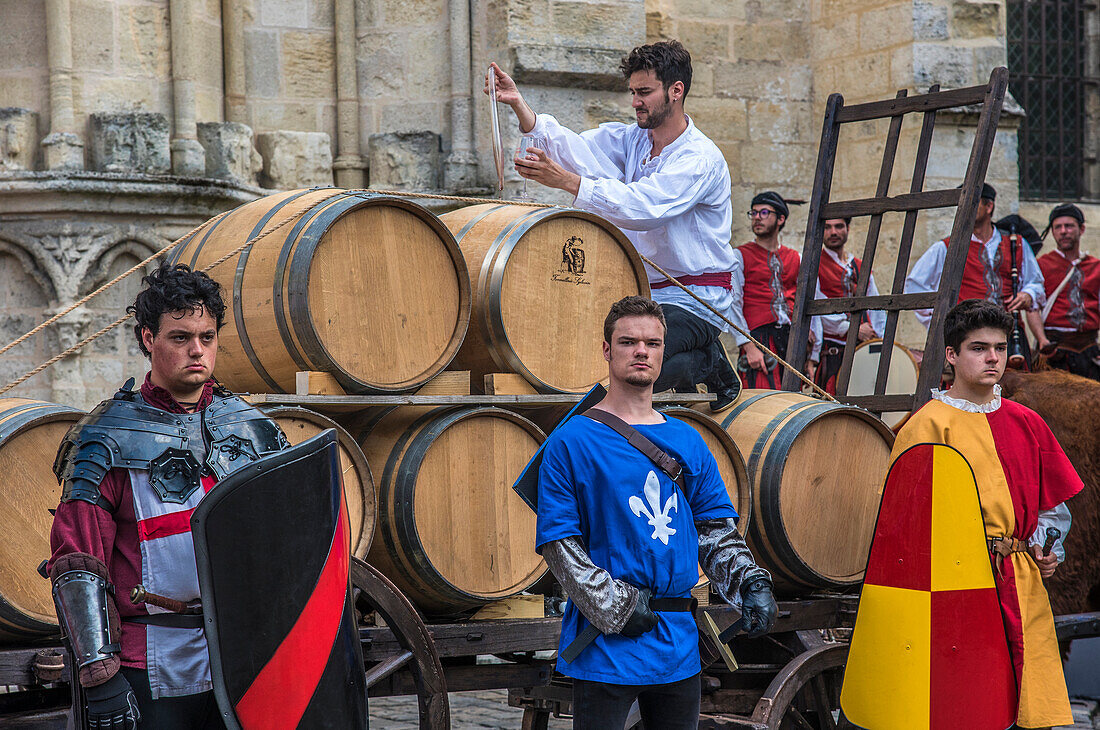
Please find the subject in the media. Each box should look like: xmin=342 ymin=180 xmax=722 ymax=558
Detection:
xmin=81 ymin=237 xmax=163 ymax=299
xmin=0 ymin=237 xmax=59 ymax=302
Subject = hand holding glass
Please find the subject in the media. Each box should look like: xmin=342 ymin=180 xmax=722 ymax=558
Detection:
xmin=514 ymin=136 xmax=546 ymax=200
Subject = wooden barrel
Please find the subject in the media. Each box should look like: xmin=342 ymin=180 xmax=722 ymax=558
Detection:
xmin=439 ymin=204 xmax=649 ymax=393
xmin=359 ymin=406 xmax=547 ymax=613
xmin=719 ymin=391 xmax=894 ymax=594
xmin=167 ymin=188 xmax=471 ymax=394
xmin=659 ymin=406 xmax=751 ymax=534
xmin=262 ymin=406 xmax=376 ymax=558
xmin=0 ymin=399 xmax=84 ymax=640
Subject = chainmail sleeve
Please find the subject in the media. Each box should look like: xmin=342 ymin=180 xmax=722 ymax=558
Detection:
xmin=542 ymin=536 xmax=639 ymax=635
xmin=697 ymin=517 xmax=771 ymax=608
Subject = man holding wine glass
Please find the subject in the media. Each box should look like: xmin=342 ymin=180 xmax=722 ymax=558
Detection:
xmin=487 ymin=40 xmax=746 ymax=413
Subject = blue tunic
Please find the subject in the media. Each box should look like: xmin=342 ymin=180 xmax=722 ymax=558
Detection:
xmin=536 ymin=414 xmax=737 ymax=684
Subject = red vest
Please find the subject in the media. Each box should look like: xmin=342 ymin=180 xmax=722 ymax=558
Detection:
xmin=1038 ymin=251 xmax=1100 ymax=331
xmin=818 ymin=251 xmax=863 ymax=344
xmin=945 ymin=234 xmax=1015 ymax=304
xmin=738 ymin=241 xmax=800 ymax=329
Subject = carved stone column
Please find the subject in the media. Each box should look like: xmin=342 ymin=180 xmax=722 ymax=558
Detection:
xmin=41 ymin=0 xmax=84 ymax=170
xmin=443 ymin=0 xmax=478 ymax=191
xmin=169 ymin=0 xmax=206 ymax=176
xmin=221 ymin=0 xmax=247 ymax=125
xmin=332 ymin=0 xmax=366 ymax=188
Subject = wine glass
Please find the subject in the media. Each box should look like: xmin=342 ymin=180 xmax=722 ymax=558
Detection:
xmin=514 ymin=135 xmax=546 ymax=200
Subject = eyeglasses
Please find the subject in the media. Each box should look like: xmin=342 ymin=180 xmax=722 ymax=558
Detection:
xmin=747 ymin=209 xmax=775 ymax=219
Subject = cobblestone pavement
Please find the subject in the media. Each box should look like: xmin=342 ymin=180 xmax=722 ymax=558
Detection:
xmin=370 ymin=690 xmax=572 ymax=729
xmin=367 ymin=694 xmax=1100 ymax=730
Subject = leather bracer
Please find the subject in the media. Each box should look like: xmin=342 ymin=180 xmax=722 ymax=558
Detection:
xmin=50 ymin=552 xmax=122 ymax=687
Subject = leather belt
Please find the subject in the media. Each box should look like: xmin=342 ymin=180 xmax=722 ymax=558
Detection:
xmin=560 ymin=594 xmax=697 ymax=663
xmin=988 ymin=536 xmax=1028 ymax=579
xmin=126 ymin=613 xmax=204 ymax=629
xmin=649 ymin=597 xmax=697 ymax=612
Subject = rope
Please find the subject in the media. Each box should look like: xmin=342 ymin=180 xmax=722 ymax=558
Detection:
xmin=638 ymin=254 xmax=835 ymax=402
xmin=0 ymin=186 xmax=831 ymax=401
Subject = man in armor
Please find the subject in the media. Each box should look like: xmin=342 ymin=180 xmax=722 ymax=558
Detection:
xmin=48 ymin=264 xmax=289 ymax=729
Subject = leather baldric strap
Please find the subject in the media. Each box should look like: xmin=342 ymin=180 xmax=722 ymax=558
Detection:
xmin=583 ymin=408 xmax=687 ymax=492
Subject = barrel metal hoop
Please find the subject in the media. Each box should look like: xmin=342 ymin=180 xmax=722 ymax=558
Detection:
xmin=0 ymin=403 xmax=63 ymax=441
xmin=391 ymin=407 xmax=483 ymax=605
xmin=452 ymin=204 xmax=508 ymax=243
xmin=184 ymin=210 xmax=232 ymax=271
xmin=720 ymin=391 xmax=782 ymax=429
xmin=233 ymin=189 xmax=316 ymax=392
xmin=486 ymin=207 xmax=569 ymax=390
xmin=746 ymin=401 xmax=819 ymax=481
xmin=759 ymin=403 xmax=856 ymax=589
xmin=472 ymin=207 xmax=548 ymax=372
xmin=0 ymin=591 xmax=57 ymax=636
xmin=273 ymin=192 xmax=349 ymax=378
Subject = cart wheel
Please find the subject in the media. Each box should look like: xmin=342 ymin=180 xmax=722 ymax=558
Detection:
xmin=351 ymin=558 xmax=450 ymax=730
xmin=750 ymin=640 xmax=850 ymax=730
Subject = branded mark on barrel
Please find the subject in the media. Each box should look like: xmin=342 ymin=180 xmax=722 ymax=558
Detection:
xmin=552 ymin=236 xmax=591 ymax=286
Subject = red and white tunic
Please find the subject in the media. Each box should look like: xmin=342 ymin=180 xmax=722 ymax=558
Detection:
xmin=49 ymin=377 xmax=217 ymax=699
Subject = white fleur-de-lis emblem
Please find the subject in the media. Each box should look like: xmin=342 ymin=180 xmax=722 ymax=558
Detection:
xmin=628 ymin=470 xmax=678 ymax=545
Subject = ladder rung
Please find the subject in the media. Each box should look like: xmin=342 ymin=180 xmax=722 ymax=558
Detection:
xmin=835 ymin=83 xmax=992 ymax=123
xmin=821 ymin=189 xmax=960 ymax=219
xmin=808 ymin=292 xmax=939 ymax=315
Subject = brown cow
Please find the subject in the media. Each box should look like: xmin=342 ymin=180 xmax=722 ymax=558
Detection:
xmin=999 ymin=368 xmax=1100 ymax=615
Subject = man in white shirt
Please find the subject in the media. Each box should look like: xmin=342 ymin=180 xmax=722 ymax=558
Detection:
xmin=904 ymin=183 xmax=1044 ymax=327
xmin=486 ymin=40 xmax=742 ymax=412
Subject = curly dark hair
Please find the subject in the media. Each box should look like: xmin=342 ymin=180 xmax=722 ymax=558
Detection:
xmin=604 ymin=296 xmax=666 ymax=344
xmin=944 ymin=299 xmax=1014 ymax=351
xmin=620 ymin=40 xmax=692 ymax=97
xmin=127 ymin=264 xmax=227 ymax=357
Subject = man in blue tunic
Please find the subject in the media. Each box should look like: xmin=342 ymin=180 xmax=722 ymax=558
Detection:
xmin=537 ymin=296 xmax=777 ymax=729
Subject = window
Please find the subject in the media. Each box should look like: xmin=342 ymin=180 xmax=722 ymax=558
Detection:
xmin=1007 ymin=0 xmax=1099 ymax=200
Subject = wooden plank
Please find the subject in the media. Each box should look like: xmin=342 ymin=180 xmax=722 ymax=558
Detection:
xmin=807 ymin=293 xmax=938 ymax=315
xmin=916 ymin=67 xmax=1009 ymax=408
xmin=834 ymin=82 xmax=992 ymax=123
xmin=835 ymin=393 xmax=916 ymax=412
xmin=1054 ymin=611 xmax=1100 ymax=641
xmin=820 ymin=188 xmax=960 ymax=219
xmin=245 ymin=392 xmax=714 ymax=408
xmin=369 ymin=662 xmax=554 ymax=698
xmin=0 ymin=646 xmax=69 ymax=686
xmin=294 ymin=371 xmax=347 ymax=396
xmin=360 ymin=618 xmax=562 ymax=661
xmin=416 ymin=370 xmax=471 ymax=395
xmin=783 ymin=92 xmax=844 ymax=391
xmin=484 ymin=373 xmax=538 ymax=396
xmin=470 ymin=595 xmax=545 ymax=621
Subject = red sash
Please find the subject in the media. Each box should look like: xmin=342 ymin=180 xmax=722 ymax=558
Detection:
xmin=650 ymin=272 xmax=732 ymax=290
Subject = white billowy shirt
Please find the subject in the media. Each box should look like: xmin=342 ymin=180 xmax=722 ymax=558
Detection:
xmin=525 ymin=113 xmax=738 ymax=332
xmin=818 ymin=247 xmax=887 ymax=344
xmin=904 ymin=228 xmax=1045 ymax=327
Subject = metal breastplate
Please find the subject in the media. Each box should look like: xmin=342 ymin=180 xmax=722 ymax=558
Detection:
xmin=55 ymin=381 xmax=289 ymax=507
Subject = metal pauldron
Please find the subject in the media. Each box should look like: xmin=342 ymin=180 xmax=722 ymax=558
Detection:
xmin=52 ymin=570 xmax=119 ymax=669
xmin=54 ymin=383 xmax=289 ymax=506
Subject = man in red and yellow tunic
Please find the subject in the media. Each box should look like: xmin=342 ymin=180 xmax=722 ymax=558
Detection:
xmin=1032 ymin=203 xmax=1100 ymax=380
xmin=892 ymin=299 xmax=1080 ymax=729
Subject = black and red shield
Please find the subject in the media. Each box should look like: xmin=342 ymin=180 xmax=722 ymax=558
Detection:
xmin=192 ymin=429 xmax=367 ymax=730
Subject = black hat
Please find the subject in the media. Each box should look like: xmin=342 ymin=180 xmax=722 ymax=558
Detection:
xmin=1049 ymin=203 xmax=1084 ymax=225
xmin=995 ymin=214 xmax=1042 ymax=255
xmin=980 ymin=182 xmax=996 ymax=201
xmin=751 ymin=191 xmax=789 ymax=218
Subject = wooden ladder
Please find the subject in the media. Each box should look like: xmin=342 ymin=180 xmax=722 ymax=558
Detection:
xmin=781 ymin=66 xmax=1010 ymax=415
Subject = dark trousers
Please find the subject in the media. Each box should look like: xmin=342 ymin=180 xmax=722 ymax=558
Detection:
xmin=121 ymin=667 xmax=226 ymax=730
xmin=573 ymin=673 xmax=701 ymax=730
xmin=655 ymin=305 xmax=738 ymax=393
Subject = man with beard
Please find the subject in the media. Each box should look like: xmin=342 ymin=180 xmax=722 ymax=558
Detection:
xmin=731 ymin=191 xmax=821 ymax=389
xmin=486 ymin=41 xmax=742 ymax=412
xmin=1032 ymin=204 xmax=1100 ymax=380
xmin=537 ymin=296 xmax=776 ymax=728
xmin=813 ymin=217 xmax=885 ymax=394
xmin=905 ymin=183 xmax=1044 ymax=327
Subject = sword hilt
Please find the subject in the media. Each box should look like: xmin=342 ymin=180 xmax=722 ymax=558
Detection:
xmin=1042 ymin=527 xmax=1061 ymax=557
xmin=130 ymin=584 xmax=198 ymax=614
